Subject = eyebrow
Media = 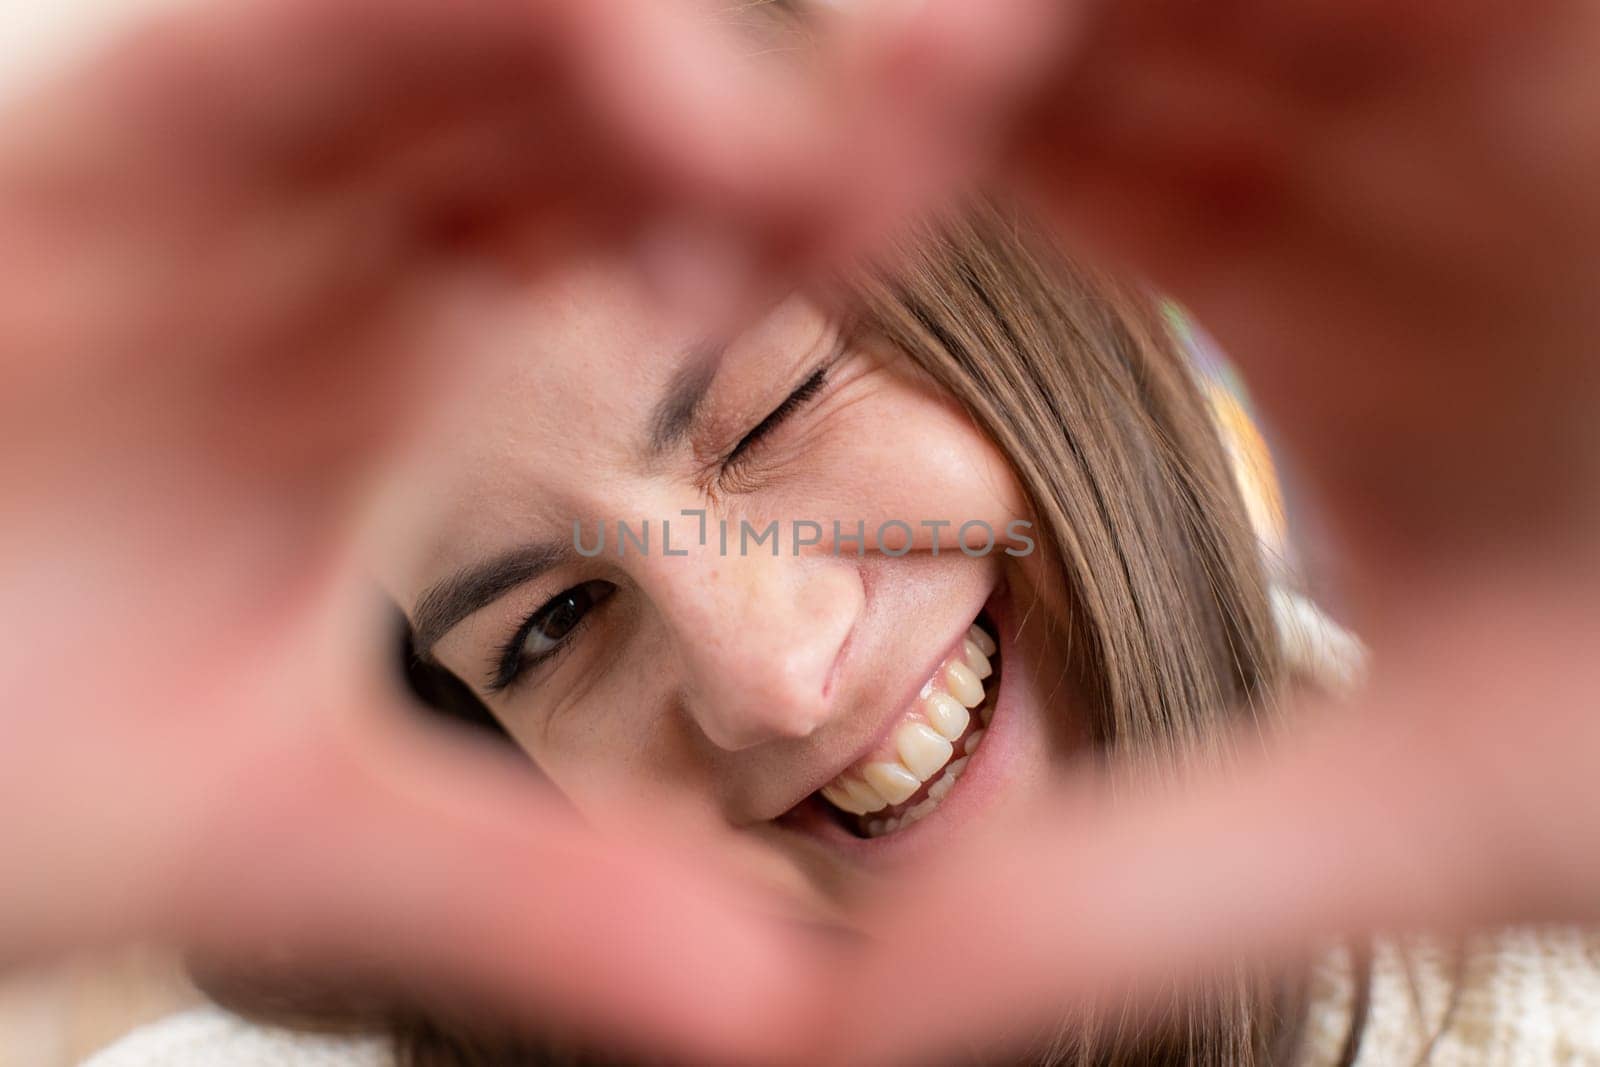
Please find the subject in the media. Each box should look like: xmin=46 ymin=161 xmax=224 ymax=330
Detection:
xmin=645 ymin=340 xmax=725 ymax=457
xmin=412 ymin=343 xmax=729 ymax=654
xmin=411 ymin=541 xmax=567 ymax=658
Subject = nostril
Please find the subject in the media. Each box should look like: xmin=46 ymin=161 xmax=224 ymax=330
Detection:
xmin=763 ymin=690 xmax=830 ymax=742
xmin=763 ymin=654 xmax=836 ymax=737
xmin=786 ymin=705 xmax=827 ymax=740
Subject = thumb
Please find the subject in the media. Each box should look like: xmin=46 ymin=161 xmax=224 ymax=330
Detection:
xmin=166 ymin=710 xmax=832 ymax=1065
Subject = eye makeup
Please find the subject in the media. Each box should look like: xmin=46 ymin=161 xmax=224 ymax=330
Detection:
xmin=488 ymin=579 xmax=616 ymax=693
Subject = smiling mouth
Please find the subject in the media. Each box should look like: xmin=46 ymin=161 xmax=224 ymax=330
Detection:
xmin=812 ymin=613 xmax=999 ymax=840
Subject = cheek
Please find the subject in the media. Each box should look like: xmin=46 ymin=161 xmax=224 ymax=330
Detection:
xmin=807 ymin=385 xmax=1029 ymax=546
xmin=507 ymin=655 xmax=712 ymax=821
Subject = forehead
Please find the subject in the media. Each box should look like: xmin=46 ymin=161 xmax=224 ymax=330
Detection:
xmin=392 ymin=258 xmax=825 ymax=601
xmin=394 ymin=260 xmax=686 ymax=582
xmin=492 ymin=259 xmax=693 ymax=459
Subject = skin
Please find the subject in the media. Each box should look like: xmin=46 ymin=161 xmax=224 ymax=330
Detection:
xmin=381 ymin=258 xmax=1075 ymax=904
xmin=3 ymin=0 xmax=1600 ymax=1063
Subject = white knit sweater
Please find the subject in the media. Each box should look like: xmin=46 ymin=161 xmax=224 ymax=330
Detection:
xmin=81 ymin=927 xmax=1600 ymax=1066
xmin=1299 ymin=928 xmax=1600 ymax=1066
xmin=82 ymin=1009 xmax=389 ymax=1067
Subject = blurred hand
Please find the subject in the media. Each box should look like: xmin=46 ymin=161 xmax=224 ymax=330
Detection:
xmin=808 ymin=0 xmax=1600 ymax=1059
xmin=0 ymin=1 xmax=830 ymax=1062
xmin=5 ymin=0 xmax=1600 ymax=1063
xmin=835 ymin=0 xmax=1600 ymax=564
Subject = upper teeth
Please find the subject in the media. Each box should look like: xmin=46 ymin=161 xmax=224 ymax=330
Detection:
xmin=818 ymin=621 xmax=997 ymax=828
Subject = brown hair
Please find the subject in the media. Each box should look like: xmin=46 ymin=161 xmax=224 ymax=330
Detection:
xmin=862 ymin=203 xmax=1291 ymax=1065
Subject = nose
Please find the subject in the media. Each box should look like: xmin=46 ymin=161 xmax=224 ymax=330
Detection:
xmin=635 ymin=544 xmax=863 ymax=751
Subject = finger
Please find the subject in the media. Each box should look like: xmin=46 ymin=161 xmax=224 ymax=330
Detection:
xmin=997 ymin=6 xmax=1600 ymax=578
xmin=758 ymin=0 xmax=1078 ymax=276
xmin=0 ymin=554 xmax=832 ymax=1064
xmin=163 ymin=710 xmax=832 ymax=1066
xmin=0 ymin=0 xmax=826 ymax=373
xmin=55 ymin=0 xmax=808 ymax=207
xmin=830 ymin=578 xmax=1600 ymax=1064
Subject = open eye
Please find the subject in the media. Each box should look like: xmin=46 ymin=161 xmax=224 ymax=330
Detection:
xmin=521 ymin=583 xmax=605 ymax=654
xmin=491 ymin=580 xmax=615 ymax=692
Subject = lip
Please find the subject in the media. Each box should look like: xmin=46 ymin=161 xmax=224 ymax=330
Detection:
xmin=778 ymin=578 xmax=1019 ymax=864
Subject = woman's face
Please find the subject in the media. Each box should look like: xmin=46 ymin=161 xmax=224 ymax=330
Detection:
xmin=382 ymin=257 xmax=1079 ymax=895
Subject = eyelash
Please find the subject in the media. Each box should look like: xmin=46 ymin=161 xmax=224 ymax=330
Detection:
xmin=722 ymin=363 xmax=831 ymax=471
xmin=487 ymin=582 xmax=611 ymax=694
xmin=489 ymin=357 xmax=838 ymax=695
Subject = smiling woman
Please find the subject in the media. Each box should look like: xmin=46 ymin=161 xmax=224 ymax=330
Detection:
xmin=373 ymin=202 xmax=1307 ymax=1064
xmin=15 ymin=0 xmax=1600 ymax=1058
xmin=84 ymin=166 xmax=1600 ymax=1067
